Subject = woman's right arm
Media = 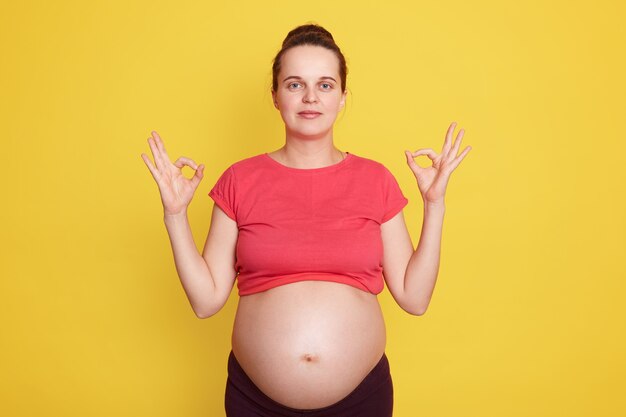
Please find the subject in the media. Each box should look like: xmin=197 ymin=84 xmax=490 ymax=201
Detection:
xmin=163 ymin=206 xmax=237 ymax=318
xmin=141 ymin=131 xmax=237 ymax=318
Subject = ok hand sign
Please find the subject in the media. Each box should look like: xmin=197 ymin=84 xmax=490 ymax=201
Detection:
xmin=141 ymin=131 xmax=205 ymax=216
xmin=405 ymin=122 xmax=472 ymax=206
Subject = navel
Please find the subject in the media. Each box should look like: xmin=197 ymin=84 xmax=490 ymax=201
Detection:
xmin=301 ymin=353 xmax=319 ymax=363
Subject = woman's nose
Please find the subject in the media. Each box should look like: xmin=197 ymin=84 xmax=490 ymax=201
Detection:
xmin=303 ymin=88 xmax=318 ymax=103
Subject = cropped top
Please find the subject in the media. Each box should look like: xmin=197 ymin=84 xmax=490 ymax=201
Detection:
xmin=208 ymin=151 xmax=409 ymax=296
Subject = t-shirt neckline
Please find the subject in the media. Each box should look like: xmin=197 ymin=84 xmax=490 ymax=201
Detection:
xmin=263 ymin=152 xmax=353 ymax=173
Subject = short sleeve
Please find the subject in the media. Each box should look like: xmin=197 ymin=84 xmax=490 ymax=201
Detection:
xmin=380 ymin=166 xmax=409 ymax=223
xmin=208 ymin=166 xmax=237 ymax=222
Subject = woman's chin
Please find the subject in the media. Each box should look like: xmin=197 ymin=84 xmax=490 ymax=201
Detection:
xmin=286 ymin=126 xmax=333 ymax=139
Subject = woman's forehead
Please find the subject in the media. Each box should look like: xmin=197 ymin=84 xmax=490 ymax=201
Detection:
xmin=280 ymin=45 xmax=339 ymax=77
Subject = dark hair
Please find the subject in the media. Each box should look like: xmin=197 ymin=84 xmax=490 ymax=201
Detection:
xmin=271 ymin=23 xmax=348 ymax=94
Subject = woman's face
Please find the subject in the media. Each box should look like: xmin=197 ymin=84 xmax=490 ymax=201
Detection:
xmin=272 ymin=45 xmax=347 ymax=139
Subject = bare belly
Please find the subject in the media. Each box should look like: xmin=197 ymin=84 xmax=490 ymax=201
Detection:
xmin=231 ymin=280 xmax=387 ymax=410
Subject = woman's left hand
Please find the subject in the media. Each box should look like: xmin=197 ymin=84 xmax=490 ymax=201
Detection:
xmin=405 ymin=122 xmax=472 ymax=206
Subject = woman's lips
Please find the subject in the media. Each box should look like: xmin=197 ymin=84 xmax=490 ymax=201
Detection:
xmin=298 ymin=111 xmax=322 ymax=119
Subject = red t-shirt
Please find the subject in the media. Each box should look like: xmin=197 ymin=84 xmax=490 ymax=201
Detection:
xmin=208 ymin=152 xmax=409 ymax=296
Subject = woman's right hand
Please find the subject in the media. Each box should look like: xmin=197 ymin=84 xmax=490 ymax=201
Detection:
xmin=141 ymin=131 xmax=205 ymax=216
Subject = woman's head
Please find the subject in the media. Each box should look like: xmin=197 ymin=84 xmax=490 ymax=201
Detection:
xmin=271 ymin=24 xmax=348 ymax=94
xmin=271 ymin=24 xmax=348 ymax=139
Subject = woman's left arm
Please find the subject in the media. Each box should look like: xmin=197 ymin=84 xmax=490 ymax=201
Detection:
xmin=381 ymin=122 xmax=471 ymax=315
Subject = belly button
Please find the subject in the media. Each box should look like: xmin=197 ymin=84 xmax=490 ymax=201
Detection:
xmin=301 ymin=353 xmax=319 ymax=363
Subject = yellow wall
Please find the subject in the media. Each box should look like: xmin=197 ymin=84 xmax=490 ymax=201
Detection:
xmin=1 ymin=0 xmax=624 ymax=416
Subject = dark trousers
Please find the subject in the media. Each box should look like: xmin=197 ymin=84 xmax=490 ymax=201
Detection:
xmin=225 ymin=350 xmax=394 ymax=416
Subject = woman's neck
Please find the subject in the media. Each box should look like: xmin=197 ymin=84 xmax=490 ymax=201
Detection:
xmin=270 ymin=138 xmax=345 ymax=169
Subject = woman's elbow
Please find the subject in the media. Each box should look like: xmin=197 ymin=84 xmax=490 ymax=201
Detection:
xmin=401 ymin=300 xmax=429 ymax=316
xmin=195 ymin=307 xmax=219 ymax=319
xmin=408 ymin=307 xmax=427 ymax=316
xmin=194 ymin=300 xmax=226 ymax=319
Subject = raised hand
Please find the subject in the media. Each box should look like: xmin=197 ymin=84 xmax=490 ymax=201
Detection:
xmin=141 ymin=131 xmax=205 ymax=216
xmin=404 ymin=122 xmax=471 ymax=205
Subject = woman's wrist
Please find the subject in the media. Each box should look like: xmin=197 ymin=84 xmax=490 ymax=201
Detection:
xmin=423 ymin=199 xmax=446 ymax=212
xmin=163 ymin=209 xmax=188 ymax=223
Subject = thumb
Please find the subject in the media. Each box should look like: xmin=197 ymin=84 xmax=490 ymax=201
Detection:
xmin=190 ymin=163 xmax=204 ymax=189
xmin=405 ymin=150 xmax=422 ymax=174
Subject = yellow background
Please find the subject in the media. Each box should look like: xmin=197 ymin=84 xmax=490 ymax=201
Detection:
xmin=1 ymin=0 xmax=625 ymax=416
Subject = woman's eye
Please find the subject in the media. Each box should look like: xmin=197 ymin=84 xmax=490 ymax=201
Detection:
xmin=321 ymin=83 xmax=332 ymax=89
xmin=288 ymin=82 xmax=301 ymax=88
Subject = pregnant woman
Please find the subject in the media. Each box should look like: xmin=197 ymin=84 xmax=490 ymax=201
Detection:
xmin=141 ymin=23 xmax=471 ymax=417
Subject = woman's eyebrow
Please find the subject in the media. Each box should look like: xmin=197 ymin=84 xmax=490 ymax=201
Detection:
xmin=282 ymin=76 xmax=337 ymax=82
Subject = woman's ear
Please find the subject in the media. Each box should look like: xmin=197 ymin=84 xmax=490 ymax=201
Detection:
xmin=272 ymin=90 xmax=279 ymax=109
xmin=340 ymin=90 xmax=347 ymax=109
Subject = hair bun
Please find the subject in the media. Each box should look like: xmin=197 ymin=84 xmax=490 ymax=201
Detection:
xmin=283 ymin=23 xmax=335 ymax=48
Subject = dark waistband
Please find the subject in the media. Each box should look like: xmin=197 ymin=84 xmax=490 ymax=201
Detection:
xmin=226 ymin=350 xmax=391 ymax=415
